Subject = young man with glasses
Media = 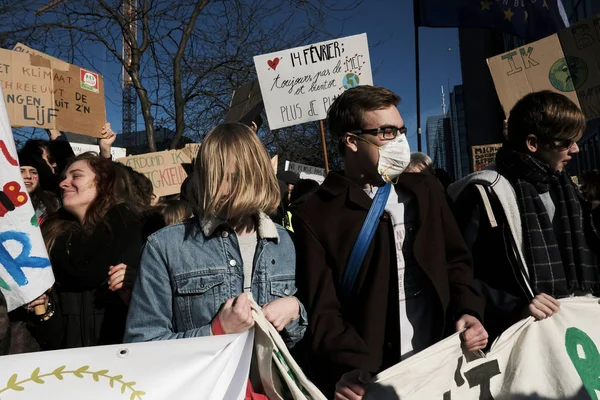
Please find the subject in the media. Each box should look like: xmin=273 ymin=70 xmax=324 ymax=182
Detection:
xmin=450 ymin=90 xmax=600 ymax=344
xmin=293 ymin=85 xmax=487 ymax=399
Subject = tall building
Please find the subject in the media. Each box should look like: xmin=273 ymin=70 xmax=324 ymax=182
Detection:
xmin=426 ymin=115 xmax=454 ymax=175
xmin=458 ymin=28 xmax=506 ymax=156
xmin=449 ymin=85 xmax=470 ymax=179
xmin=563 ymin=0 xmax=600 ymax=176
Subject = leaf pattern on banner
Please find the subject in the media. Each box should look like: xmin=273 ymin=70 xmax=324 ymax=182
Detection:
xmin=0 ymin=366 xmax=145 ymax=398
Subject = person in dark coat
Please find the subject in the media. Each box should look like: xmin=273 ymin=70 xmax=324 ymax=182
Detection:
xmin=27 ymin=153 xmax=145 ymax=349
xmin=450 ymin=91 xmax=600 ymax=343
xmin=293 ymin=86 xmax=487 ymax=399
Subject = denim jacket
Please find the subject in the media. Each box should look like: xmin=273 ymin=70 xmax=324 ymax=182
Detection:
xmin=124 ymin=212 xmax=307 ymax=347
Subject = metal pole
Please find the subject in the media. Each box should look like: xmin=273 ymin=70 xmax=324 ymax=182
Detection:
xmin=414 ymin=19 xmax=422 ymax=152
xmin=319 ymin=120 xmax=330 ymax=174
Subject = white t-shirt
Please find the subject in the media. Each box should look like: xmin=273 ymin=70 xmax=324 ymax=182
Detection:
xmin=238 ymin=232 xmax=258 ymax=292
xmin=366 ymin=185 xmax=436 ymax=359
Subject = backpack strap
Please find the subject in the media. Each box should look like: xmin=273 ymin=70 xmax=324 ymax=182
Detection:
xmin=340 ymin=183 xmax=392 ymax=297
xmin=475 ymin=184 xmax=498 ymax=228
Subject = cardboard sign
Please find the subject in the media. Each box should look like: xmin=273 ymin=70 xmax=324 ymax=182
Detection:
xmin=117 ymin=149 xmax=191 ymax=198
xmin=70 ymin=142 xmax=127 ymax=159
xmin=487 ymin=14 xmax=600 ymax=119
xmin=182 ymin=143 xmax=201 ymax=161
xmin=225 ymin=79 xmax=263 ymax=124
xmin=0 ymin=44 xmax=106 ymax=137
xmin=472 ymin=143 xmax=502 ymax=172
xmin=254 ymin=33 xmax=373 ymax=129
xmin=0 ymin=85 xmax=54 ymax=311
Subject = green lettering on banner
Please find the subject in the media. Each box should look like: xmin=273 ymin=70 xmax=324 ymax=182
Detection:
xmin=565 ymin=327 xmax=600 ymax=400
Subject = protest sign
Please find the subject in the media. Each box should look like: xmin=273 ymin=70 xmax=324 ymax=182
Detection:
xmin=285 ymin=160 xmax=326 ymax=183
xmin=70 ymin=142 xmax=127 ymax=159
xmin=0 ymin=44 xmax=106 ymax=137
xmin=254 ymin=33 xmax=373 ymax=129
xmin=117 ymin=149 xmax=190 ymax=197
xmin=0 ymin=86 xmax=54 ymax=311
xmin=366 ymin=297 xmax=600 ymax=400
xmin=0 ymin=329 xmax=253 ymax=399
xmin=487 ymin=14 xmax=600 ymax=119
xmin=471 ymin=143 xmax=502 ymax=172
xmin=182 ymin=143 xmax=201 ymax=161
xmin=225 ymin=79 xmax=263 ymax=125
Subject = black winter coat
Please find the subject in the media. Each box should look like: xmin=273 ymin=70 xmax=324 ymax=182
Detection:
xmin=32 ymin=204 xmax=145 ymax=349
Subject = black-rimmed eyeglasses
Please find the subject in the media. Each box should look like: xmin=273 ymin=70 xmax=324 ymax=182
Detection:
xmin=348 ymin=126 xmax=407 ymax=140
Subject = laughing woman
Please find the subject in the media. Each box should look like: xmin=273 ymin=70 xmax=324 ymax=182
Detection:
xmin=31 ymin=153 xmax=145 ymax=349
xmin=124 ymin=123 xmax=307 ymax=349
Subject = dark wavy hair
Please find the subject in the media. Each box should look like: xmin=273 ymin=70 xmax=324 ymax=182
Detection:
xmin=327 ymin=85 xmax=400 ymax=154
xmin=43 ymin=153 xmax=136 ymax=252
xmin=114 ymin=163 xmax=154 ymax=213
xmin=507 ymin=90 xmax=586 ymax=151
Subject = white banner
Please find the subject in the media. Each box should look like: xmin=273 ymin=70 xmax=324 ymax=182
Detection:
xmin=0 ymin=330 xmax=253 ymax=399
xmin=366 ymin=297 xmax=600 ymax=400
xmin=254 ymin=33 xmax=373 ymax=129
xmin=70 ymin=142 xmax=127 ymax=159
xmin=285 ymin=161 xmax=326 ymax=184
xmin=0 ymin=86 xmax=54 ymax=311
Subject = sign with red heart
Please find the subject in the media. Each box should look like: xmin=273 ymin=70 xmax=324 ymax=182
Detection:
xmin=253 ymin=33 xmax=373 ymax=130
xmin=267 ymin=58 xmax=280 ymax=70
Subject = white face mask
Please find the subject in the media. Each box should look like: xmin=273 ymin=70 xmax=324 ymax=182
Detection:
xmin=349 ymin=132 xmax=411 ymax=183
xmin=377 ymin=134 xmax=411 ymax=183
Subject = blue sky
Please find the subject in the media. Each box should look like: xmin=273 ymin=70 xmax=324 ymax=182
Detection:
xmin=94 ymin=0 xmax=463 ymax=155
xmin=325 ymin=0 xmax=463 ymax=154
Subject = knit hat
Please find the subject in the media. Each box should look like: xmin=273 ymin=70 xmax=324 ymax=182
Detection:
xmin=17 ymin=151 xmax=44 ymax=171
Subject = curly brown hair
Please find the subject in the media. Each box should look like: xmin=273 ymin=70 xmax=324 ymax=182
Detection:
xmin=43 ymin=153 xmax=136 ymax=252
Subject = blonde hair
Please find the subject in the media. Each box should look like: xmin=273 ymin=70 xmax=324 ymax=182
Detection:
xmin=192 ymin=123 xmax=279 ymax=220
xmin=155 ymin=200 xmax=194 ymax=226
xmin=405 ymin=152 xmax=434 ymax=174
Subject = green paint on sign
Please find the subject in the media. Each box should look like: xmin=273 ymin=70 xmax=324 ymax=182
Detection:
xmin=565 ymin=327 xmax=600 ymax=400
xmin=549 ymin=57 xmax=588 ymax=92
xmin=0 ymin=278 xmax=10 ymax=291
xmin=342 ymin=73 xmax=359 ymax=89
xmin=30 ymin=215 xmax=38 ymax=227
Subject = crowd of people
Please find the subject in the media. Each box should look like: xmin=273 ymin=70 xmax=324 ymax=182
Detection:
xmin=2 ymin=85 xmax=600 ymax=400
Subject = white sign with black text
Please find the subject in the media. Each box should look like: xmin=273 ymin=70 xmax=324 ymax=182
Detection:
xmin=254 ymin=34 xmax=373 ymax=130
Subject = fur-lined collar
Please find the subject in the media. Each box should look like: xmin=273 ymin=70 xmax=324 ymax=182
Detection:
xmin=200 ymin=211 xmax=280 ymax=242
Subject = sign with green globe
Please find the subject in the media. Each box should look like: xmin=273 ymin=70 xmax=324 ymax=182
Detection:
xmin=549 ymin=57 xmax=588 ymax=92
xmin=342 ymin=73 xmax=360 ymax=89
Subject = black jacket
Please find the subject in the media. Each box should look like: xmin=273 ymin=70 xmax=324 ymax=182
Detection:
xmin=452 ymin=181 xmax=600 ymax=341
xmin=452 ymin=184 xmax=532 ymax=342
xmin=293 ymin=172 xmax=484 ymax=393
xmin=32 ymin=204 xmax=145 ymax=349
